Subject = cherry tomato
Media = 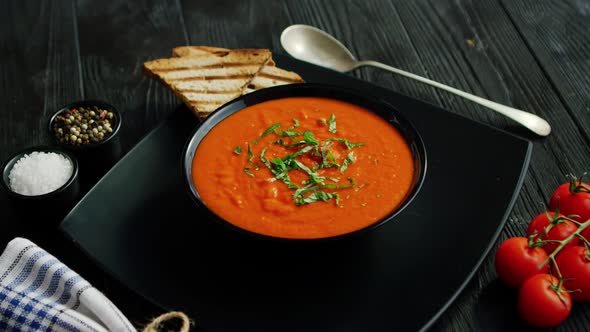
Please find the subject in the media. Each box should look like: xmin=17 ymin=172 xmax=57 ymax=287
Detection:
xmin=556 ymin=246 xmax=590 ymax=301
xmin=526 ymin=211 xmax=578 ymax=254
xmin=518 ymin=274 xmax=571 ymax=328
xmin=495 ymin=237 xmax=549 ymax=288
xmin=549 ymin=177 xmax=590 ymax=240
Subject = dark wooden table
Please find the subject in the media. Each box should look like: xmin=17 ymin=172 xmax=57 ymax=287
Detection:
xmin=1 ymin=0 xmax=590 ymax=331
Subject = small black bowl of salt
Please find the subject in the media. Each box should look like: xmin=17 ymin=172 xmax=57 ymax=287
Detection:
xmin=1 ymin=146 xmax=80 ymax=226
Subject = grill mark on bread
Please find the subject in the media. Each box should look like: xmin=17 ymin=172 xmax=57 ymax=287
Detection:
xmin=151 ymin=63 xmax=262 ymax=72
xmin=143 ymin=47 xmax=305 ymax=119
xmin=167 ymin=75 xmax=254 ymax=82
xmin=175 ymin=89 xmax=242 ymax=94
xmin=189 ymin=101 xmax=225 ymax=106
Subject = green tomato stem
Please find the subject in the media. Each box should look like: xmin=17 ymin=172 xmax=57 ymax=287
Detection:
xmin=550 ymin=256 xmax=563 ymax=279
xmin=577 ymin=234 xmax=590 ymax=248
xmin=539 ymin=219 xmax=590 ymax=270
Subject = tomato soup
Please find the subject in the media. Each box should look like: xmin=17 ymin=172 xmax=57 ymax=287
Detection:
xmin=192 ymin=97 xmax=415 ymax=239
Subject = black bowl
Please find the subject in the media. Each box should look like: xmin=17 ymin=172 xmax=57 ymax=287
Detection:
xmin=183 ymin=83 xmax=427 ymax=241
xmin=48 ymin=100 xmax=122 ymax=184
xmin=1 ymin=145 xmax=80 ymax=225
xmin=48 ymin=100 xmax=122 ymax=151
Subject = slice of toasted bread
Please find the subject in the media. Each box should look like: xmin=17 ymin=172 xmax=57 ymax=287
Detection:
xmin=244 ymin=65 xmax=304 ymax=93
xmin=172 ymin=46 xmax=276 ymax=66
xmin=144 ymin=49 xmax=272 ymax=118
xmin=172 ymin=46 xmax=304 ymax=93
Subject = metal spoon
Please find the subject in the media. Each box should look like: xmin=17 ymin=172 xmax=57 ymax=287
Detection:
xmin=280 ymin=24 xmax=551 ymax=136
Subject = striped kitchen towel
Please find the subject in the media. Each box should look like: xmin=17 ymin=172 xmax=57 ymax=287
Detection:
xmin=0 ymin=238 xmax=136 ymax=332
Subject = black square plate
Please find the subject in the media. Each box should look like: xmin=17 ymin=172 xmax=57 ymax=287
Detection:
xmin=61 ymin=55 xmax=532 ymax=332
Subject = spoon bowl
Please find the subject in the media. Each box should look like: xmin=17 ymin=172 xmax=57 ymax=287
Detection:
xmin=281 ymin=25 xmax=358 ymax=72
xmin=280 ymin=24 xmax=551 ymax=137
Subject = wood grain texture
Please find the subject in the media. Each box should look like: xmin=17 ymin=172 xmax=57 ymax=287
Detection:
xmin=76 ymin=0 xmax=188 ymax=152
xmin=0 ymin=0 xmax=49 ymax=254
xmin=0 ymin=1 xmax=55 ymax=160
xmin=502 ymin=0 xmax=590 ymax=145
xmin=387 ymin=1 xmax=590 ymax=331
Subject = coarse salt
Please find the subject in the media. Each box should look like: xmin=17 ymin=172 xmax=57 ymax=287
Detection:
xmin=8 ymin=151 xmax=73 ymax=196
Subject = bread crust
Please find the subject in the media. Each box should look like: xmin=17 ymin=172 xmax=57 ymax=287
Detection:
xmin=144 ymin=49 xmax=271 ymax=118
xmin=144 ymin=46 xmax=304 ymax=119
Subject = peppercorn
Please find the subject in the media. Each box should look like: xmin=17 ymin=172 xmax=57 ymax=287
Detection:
xmin=52 ymin=106 xmax=117 ymax=146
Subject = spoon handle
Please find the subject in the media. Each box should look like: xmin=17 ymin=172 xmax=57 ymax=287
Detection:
xmin=356 ymin=60 xmax=551 ymax=136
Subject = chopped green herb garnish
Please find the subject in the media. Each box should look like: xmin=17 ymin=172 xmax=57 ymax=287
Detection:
xmin=284 ymin=140 xmax=307 ymax=148
xmin=247 ymin=143 xmax=253 ymax=163
xmin=327 ymin=114 xmax=337 ymax=133
xmin=274 ymin=129 xmax=302 ymax=138
xmin=261 ymin=147 xmax=298 ymax=189
xmin=273 ymin=139 xmax=286 ymax=145
xmin=288 ymin=118 xmax=300 ymax=131
xmin=289 ymin=145 xmax=314 ymax=159
xmin=260 ymin=146 xmax=270 ymax=165
xmin=328 ymin=138 xmax=365 ymax=149
xmin=271 ymin=158 xmax=288 ymax=173
xmin=303 ymin=131 xmax=319 ymax=145
xmin=239 ymin=116 xmax=365 ymax=206
xmin=244 ymin=167 xmax=254 ymax=177
xmin=340 ymin=151 xmax=356 ymax=173
xmin=292 ymin=178 xmax=354 ymax=205
xmin=254 ymin=123 xmax=281 ymax=144
xmin=327 ymin=151 xmax=338 ymax=165
xmin=295 ymin=191 xmax=340 ymax=206
xmin=293 ymin=160 xmax=313 ymax=175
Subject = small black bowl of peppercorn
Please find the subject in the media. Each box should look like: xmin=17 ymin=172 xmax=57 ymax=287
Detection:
xmin=49 ymin=100 xmax=122 ymax=185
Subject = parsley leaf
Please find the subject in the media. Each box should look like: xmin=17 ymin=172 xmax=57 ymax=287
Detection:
xmin=253 ymin=123 xmax=281 ymax=144
xmin=247 ymin=143 xmax=253 ymax=163
xmin=303 ymin=131 xmax=319 ymax=145
xmin=288 ymin=118 xmax=300 ymax=131
xmin=234 ymin=145 xmax=242 ymax=155
xmin=295 ymin=191 xmax=340 ymax=206
xmin=328 ymin=138 xmax=365 ymax=149
xmin=340 ymin=151 xmax=356 ymax=173
xmin=327 ymin=114 xmax=337 ymax=133
xmin=244 ymin=167 xmax=254 ymax=177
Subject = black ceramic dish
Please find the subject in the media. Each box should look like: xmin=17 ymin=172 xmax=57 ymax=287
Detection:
xmin=61 ymin=54 xmax=532 ymax=332
xmin=2 ymin=146 xmax=79 ymax=224
xmin=48 ymin=100 xmax=122 ymax=151
xmin=184 ymin=84 xmax=427 ymax=241
xmin=49 ymin=100 xmax=123 ymax=185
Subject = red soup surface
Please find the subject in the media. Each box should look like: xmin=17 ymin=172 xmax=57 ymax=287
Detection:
xmin=192 ymin=97 xmax=415 ymax=239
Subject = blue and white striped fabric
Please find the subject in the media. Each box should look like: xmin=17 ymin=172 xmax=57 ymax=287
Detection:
xmin=0 ymin=238 xmax=136 ymax=332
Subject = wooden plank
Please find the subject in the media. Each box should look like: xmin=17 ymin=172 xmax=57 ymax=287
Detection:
xmin=385 ymin=1 xmax=590 ymax=331
xmin=0 ymin=1 xmax=53 ymax=161
xmin=178 ymin=0 xmax=443 ymax=104
xmin=391 ymin=0 xmax=590 ymax=225
xmin=283 ymin=0 xmax=450 ymax=105
xmin=76 ymin=0 xmax=189 ymax=152
xmin=501 ymin=0 xmax=590 ymax=145
xmin=0 ymin=0 xmax=49 ymax=255
xmin=179 ymin=0 xmax=285 ymax=49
